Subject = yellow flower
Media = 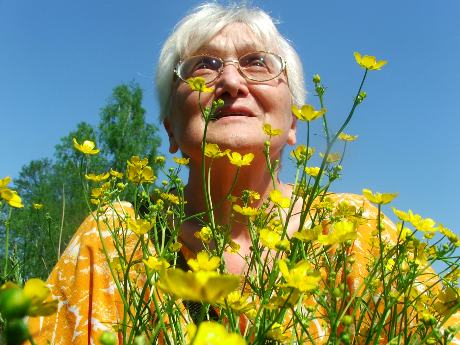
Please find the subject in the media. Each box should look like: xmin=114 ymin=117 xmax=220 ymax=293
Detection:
xmin=187 ymin=251 xmax=220 ymax=272
xmin=269 ymin=190 xmax=290 ymax=208
xmin=32 ymin=203 xmax=43 ymax=210
xmin=21 ymin=278 xmax=58 ymax=317
xmin=127 ymin=218 xmax=153 ymax=235
xmin=338 ymin=132 xmax=358 ymax=142
xmin=127 ymin=156 xmax=156 ymax=183
xmin=439 ymin=224 xmax=460 ymax=246
xmin=173 ymin=157 xmax=190 ymax=165
xmin=293 ymin=225 xmax=322 ymax=242
xmin=304 ymin=166 xmax=321 ymax=177
xmin=187 ymin=77 xmax=214 ymax=93
xmin=109 ymin=169 xmax=123 ymax=179
xmin=354 ymin=52 xmax=387 ymax=70
xmin=143 ymin=256 xmax=170 ymax=271
xmin=267 ymin=322 xmax=291 ymax=343
xmin=392 ymin=208 xmax=436 ymax=232
xmin=362 ymin=188 xmax=398 ymax=205
xmin=85 ymin=172 xmax=110 ymax=182
xmin=291 ymin=104 xmax=326 ymax=122
xmin=169 ymin=242 xmax=183 ymax=252
xmin=227 ymin=152 xmax=254 ymax=167
xmin=194 ymin=226 xmax=213 ymax=244
xmin=204 ymin=143 xmax=229 ymax=158
xmin=160 ymin=192 xmax=180 ymax=205
xmin=0 ymin=176 xmax=24 ymax=208
xmin=290 ymin=145 xmax=315 ymax=164
xmin=318 ymin=220 xmax=357 ymax=245
xmin=0 ymin=190 xmax=24 ymax=209
xmin=319 ymin=152 xmax=341 ymax=163
xmin=226 ymin=240 xmax=240 ymax=254
xmin=72 ymin=138 xmax=100 ymax=155
xmin=259 ymin=228 xmax=281 ymax=250
xmin=232 ymin=204 xmax=258 ymax=217
xmin=218 ymin=291 xmax=255 ymax=314
xmin=434 ymin=287 xmax=460 ymax=316
xmin=157 ymin=268 xmax=239 ymax=303
xmin=263 ymin=123 xmax=282 ymax=136
xmin=278 ymin=259 xmax=321 ymax=292
xmin=188 ymin=321 xmax=246 ymax=345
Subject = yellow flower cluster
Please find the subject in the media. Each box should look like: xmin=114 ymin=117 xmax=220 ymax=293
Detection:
xmin=127 ymin=156 xmax=155 ymax=183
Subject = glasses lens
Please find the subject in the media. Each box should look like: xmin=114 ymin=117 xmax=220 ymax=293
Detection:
xmin=238 ymin=52 xmax=283 ymax=82
xmin=177 ymin=55 xmax=222 ymax=83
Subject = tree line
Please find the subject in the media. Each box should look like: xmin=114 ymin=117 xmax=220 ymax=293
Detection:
xmin=1 ymin=83 xmax=161 ymax=281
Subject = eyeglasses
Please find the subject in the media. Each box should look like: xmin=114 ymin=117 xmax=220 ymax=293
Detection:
xmin=174 ymin=51 xmax=286 ymax=85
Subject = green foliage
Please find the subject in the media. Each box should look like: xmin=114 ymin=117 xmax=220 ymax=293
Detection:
xmin=3 ymin=82 xmax=161 ymax=281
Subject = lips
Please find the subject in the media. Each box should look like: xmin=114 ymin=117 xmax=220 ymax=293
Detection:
xmin=214 ymin=106 xmax=255 ymax=120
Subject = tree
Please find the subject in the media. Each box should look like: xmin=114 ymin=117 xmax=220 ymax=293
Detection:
xmin=7 ymin=83 xmax=162 ymax=280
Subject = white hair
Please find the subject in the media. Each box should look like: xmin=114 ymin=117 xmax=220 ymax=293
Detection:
xmin=155 ymin=2 xmax=306 ymax=121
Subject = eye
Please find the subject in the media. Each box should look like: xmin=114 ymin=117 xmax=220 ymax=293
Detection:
xmin=190 ymin=56 xmax=221 ymax=73
xmin=240 ymin=53 xmax=269 ymax=69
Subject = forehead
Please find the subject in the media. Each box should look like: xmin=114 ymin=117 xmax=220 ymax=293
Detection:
xmin=193 ymin=23 xmax=271 ymax=57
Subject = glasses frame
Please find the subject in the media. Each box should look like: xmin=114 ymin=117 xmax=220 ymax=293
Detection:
xmin=174 ymin=51 xmax=287 ymax=85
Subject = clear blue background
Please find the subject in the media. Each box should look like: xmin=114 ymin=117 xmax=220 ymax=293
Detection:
xmin=1 ymin=0 xmax=459 ymax=233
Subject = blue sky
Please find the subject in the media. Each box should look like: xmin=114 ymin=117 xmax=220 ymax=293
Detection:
xmin=1 ymin=0 xmax=459 ymax=233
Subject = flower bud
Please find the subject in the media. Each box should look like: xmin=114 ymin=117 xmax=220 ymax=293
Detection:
xmin=313 ymin=74 xmax=321 ymax=83
xmin=341 ymin=315 xmax=353 ymax=326
xmin=0 ymin=288 xmax=31 ymax=320
xmin=99 ymin=331 xmax=117 ymax=345
xmin=4 ymin=318 xmax=29 ymax=344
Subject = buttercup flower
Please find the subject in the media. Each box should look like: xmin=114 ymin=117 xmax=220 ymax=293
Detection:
xmin=187 ymin=321 xmax=246 ymax=345
xmin=338 ymin=132 xmax=358 ymax=142
xmin=319 ymin=152 xmax=341 ymax=163
xmin=263 ymin=123 xmax=282 ymax=137
xmin=187 ymin=77 xmax=214 ymax=93
xmin=269 ymin=190 xmax=290 ymax=208
xmin=187 ymin=251 xmax=220 ymax=272
xmin=227 ymin=152 xmax=254 ymax=167
xmin=354 ymin=52 xmax=387 ymax=70
xmin=127 ymin=156 xmax=156 ymax=183
xmin=362 ymin=188 xmax=398 ymax=205
xmin=293 ymin=225 xmax=322 ymax=242
xmin=109 ymin=169 xmax=123 ymax=179
xmin=259 ymin=228 xmax=282 ymax=250
xmin=85 ymin=172 xmax=110 ymax=182
xmin=233 ymin=204 xmax=259 ymax=217
xmin=72 ymin=138 xmax=100 ymax=155
xmin=127 ymin=218 xmax=153 ymax=235
xmin=292 ymin=104 xmax=326 ymax=122
xmin=278 ymin=259 xmax=321 ymax=292
xmin=0 ymin=177 xmax=24 ymax=208
xmin=32 ymin=203 xmax=43 ymax=210
xmin=157 ymin=268 xmax=239 ymax=303
xmin=173 ymin=157 xmax=190 ymax=165
xmin=290 ymin=145 xmax=315 ymax=164
xmin=194 ymin=226 xmax=213 ymax=244
xmin=318 ymin=220 xmax=357 ymax=245
xmin=204 ymin=142 xmax=229 ymax=158
xmin=143 ymin=256 xmax=170 ymax=271
xmin=304 ymin=166 xmax=321 ymax=177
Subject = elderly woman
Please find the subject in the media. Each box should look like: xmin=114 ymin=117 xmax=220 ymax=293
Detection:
xmin=28 ymin=3 xmax=459 ymax=345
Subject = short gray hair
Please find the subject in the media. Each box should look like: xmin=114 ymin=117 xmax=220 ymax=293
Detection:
xmin=155 ymin=3 xmax=306 ymax=121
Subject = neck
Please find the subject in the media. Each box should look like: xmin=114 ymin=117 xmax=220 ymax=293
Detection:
xmin=181 ymin=153 xmax=282 ymax=247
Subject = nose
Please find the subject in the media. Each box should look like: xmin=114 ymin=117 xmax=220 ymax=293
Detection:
xmin=213 ymin=63 xmax=249 ymax=99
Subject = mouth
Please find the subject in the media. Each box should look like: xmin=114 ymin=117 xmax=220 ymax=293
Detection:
xmin=214 ymin=107 xmax=255 ymax=120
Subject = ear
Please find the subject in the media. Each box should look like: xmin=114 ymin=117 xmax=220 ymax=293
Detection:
xmin=287 ymin=115 xmax=297 ymax=146
xmin=163 ymin=118 xmax=179 ymax=153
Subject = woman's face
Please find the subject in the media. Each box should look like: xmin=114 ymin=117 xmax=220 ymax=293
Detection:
xmin=164 ymin=23 xmax=297 ymax=162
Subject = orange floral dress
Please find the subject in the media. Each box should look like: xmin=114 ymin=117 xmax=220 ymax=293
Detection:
xmin=27 ymin=195 xmax=460 ymax=344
